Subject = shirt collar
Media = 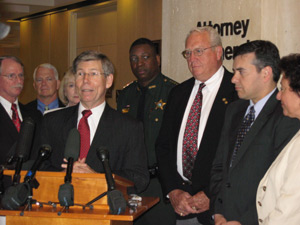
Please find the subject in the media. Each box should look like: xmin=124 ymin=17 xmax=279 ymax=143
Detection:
xmin=194 ymin=66 xmax=224 ymax=91
xmin=37 ymin=98 xmax=59 ymax=114
xmin=0 ymin=96 xmax=18 ymax=112
xmin=78 ymin=101 xmax=106 ymax=118
xmin=248 ymin=88 xmax=277 ymax=118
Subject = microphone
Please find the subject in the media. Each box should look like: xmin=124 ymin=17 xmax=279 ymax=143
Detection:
xmin=96 ymin=148 xmax=126 ymax=215
xmin=58 ymin=128 xmax=80 ymax=207
xmin=12 ymin=117 xmax=35 ymax=185
xmin=97 ymin=148 xmax=115 ymax=191
xmin=1 ymin=145 xmax=52 ymax=210
xmin=23 ymin=144 xmax=52 ymax=183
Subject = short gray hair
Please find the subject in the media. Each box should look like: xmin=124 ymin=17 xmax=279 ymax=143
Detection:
xmin=185 ymin=26 xmax=222 ymax=48
xmin=0 ymin=55 xmax=24 ymax=74
xmin=72 ymin=50 xmax=115 ymax=77
xmin=33 ymin=63 xmax=59 ymax=80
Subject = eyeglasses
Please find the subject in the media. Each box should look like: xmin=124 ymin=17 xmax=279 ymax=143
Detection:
xmin=75 ymin=71 xmax=106 ymax=78
xmin=182 ymin=46 xmax=216 ymax=59
xmin=1 ymin=73 xmax=24 ymax=80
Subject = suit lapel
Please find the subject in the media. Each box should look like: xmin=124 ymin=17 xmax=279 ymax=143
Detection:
xmin=62 ymin=105 xmax=78 ymax=141
xmin=87 ymin=104 xmax=111 ymax=160
xmin=174 ymin=78 xmax=195 ymax=139
xmin=0 ymin=103 xmax=18 ymax=139
xmin=196 ymin=68 xmax=235 ymax=154
xmin=230 ymin=91 xmax=279 ymax=169
xmin=225 ymin=101 xmax=249 ymax=168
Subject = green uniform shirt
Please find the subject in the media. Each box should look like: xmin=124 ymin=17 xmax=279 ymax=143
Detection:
xmin=117 ymin=73 xmax=177 ymax=166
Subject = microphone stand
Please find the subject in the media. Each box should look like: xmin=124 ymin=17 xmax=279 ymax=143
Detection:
xmin=84 ymin=191 xmax=108 ymax=208
xmin=57 ymin=191 xmax=108 ymax=216
xmin=19 ymin=178 xmax=40 ymax=215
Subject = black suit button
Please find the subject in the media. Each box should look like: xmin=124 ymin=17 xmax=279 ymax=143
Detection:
xmin=217 ymin=198 xmax=223 ymax=203
xmin=226 ymin=182 xmax=231 ymax=188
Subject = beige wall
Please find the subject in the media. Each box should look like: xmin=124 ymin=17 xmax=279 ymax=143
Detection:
xmin=19 ymin=0 xmax=162 ymax=108
xmin=162 ymin=0 xmax=300 ymax=83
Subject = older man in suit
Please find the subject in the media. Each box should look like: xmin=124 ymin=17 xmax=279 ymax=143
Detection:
xmin=209 ymin=40 xmax=300 ymax=225
xmin=0 ymin=56 xmax=34 ymax=193
xmin=156 ymin=26 xmax=237 ymax=224
xmin=0 ymin=56 xmax=26 ymax=165
xmin=26 ymin=63 xmax=64 ymax=115
xmin=40 ymin=51 xmax=149 ymax=193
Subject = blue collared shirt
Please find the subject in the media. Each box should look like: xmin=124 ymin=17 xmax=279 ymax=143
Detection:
xmin=246 ymin=88 xmax=277 ymax=122
xmin=37 ymin=98 xmax=59 ymax=114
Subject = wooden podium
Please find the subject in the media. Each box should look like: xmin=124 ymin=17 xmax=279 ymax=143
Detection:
xmin=0 ymin=171 xmax=159 ymax=225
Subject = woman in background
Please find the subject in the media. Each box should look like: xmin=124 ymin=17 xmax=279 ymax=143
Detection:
xmin=58 ymin=67 xmax=80 ymax=106
xmin=256 ymin=53 xmax=300 ymax=224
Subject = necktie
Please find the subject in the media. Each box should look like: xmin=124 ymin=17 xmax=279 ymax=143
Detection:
xmin=44 ymin=105 xmax=49 ymax=111
xmin=11 ymin=103 xmax=21 ymax=132
xmin=182 ymin=83 xmax=206 ymax=180
xmin=78 ymin=110 xmax=92 ymax=159
xmin=230 ymin=106 xmax=255 ymax=167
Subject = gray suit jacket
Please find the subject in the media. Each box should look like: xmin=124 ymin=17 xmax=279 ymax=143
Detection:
xmin=39 ymin=103 xmax=149 ymax=193
xmin=210 ymin=91 xmax=300 ymax=225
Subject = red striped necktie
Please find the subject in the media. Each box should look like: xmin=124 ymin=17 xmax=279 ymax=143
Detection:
xmin=78 ymin=110 xmax=92 ymax=159
xmin=182 ymin=83 xmax=206 ymax=180
xmin=11 ymin=103 xmax=21 ymax=132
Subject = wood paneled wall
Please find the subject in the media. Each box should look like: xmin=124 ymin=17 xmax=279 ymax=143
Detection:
xmin=19 ymin=13 xmax=69 ymax=104
xmin=19 ymin=0 xmax=162 ymax=108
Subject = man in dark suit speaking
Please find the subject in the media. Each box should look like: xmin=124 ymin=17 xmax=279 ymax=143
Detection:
xmin=209 ymin=40 xmax=300 ymax=225
xmin=40 ymin=51 xmax=149 ymax=193
xmin=156 ymin=26 xmax=237 ymax=224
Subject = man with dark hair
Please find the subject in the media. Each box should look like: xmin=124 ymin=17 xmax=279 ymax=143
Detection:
xmin=40 ymin=50 xmax=149 ymax=193
xmin=117 ymin=37 xmax=177 ymax=225
xmin=156 ymin=27 xmax=237 ymax=225
xmin=210 ymin=40 xmax=300 ymax=225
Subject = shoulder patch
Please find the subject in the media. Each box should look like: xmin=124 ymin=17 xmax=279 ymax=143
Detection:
xmin=164 ymin=77 xmax=178 ymax=86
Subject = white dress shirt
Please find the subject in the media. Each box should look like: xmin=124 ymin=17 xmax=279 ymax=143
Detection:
xmin=0 ymin=96 xmax=23 ymax=121
xmin=77 ymin=101 xmax=105 ymax=144
xmin=177 ymin=66 xmax=224 ymax=180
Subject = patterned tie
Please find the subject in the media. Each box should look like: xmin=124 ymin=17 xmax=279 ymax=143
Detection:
xmin=230 ymin=106 xmax=255 ymax=167
xmin=11 ymin=103 xmax=21 ymax=132
xmin=78 ymin=110 xmax=92 ymax=159
xmin=182 ymin=83 xmax=206 ymax=180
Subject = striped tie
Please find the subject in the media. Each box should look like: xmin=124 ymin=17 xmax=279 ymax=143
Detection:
xmin=78 ymin=110 xmax=92 ymax=159
xmin=11 ymin=103 xmax=21 ymax=132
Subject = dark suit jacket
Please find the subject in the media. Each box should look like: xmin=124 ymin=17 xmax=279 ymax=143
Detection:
xmin=40 ymin=103 xmax=149 ymax=193
xmin=0 ymin=102 xmax=32 ymax=164
xmin=24 ymin=98 xmax=65 ymax=125
xmin=24 ymin=99 xmax=65 ymax=160
xmin=155 ymin=68 xmax=237 ymax=223
xmin=0 ymin=102 xmax=33 ymax=190
xmin=210 ymin=91 xmax=300 ymax=225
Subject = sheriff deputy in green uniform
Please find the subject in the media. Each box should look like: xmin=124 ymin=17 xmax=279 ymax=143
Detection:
xmin=117 ymin=38 xmax=178 ymax=225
